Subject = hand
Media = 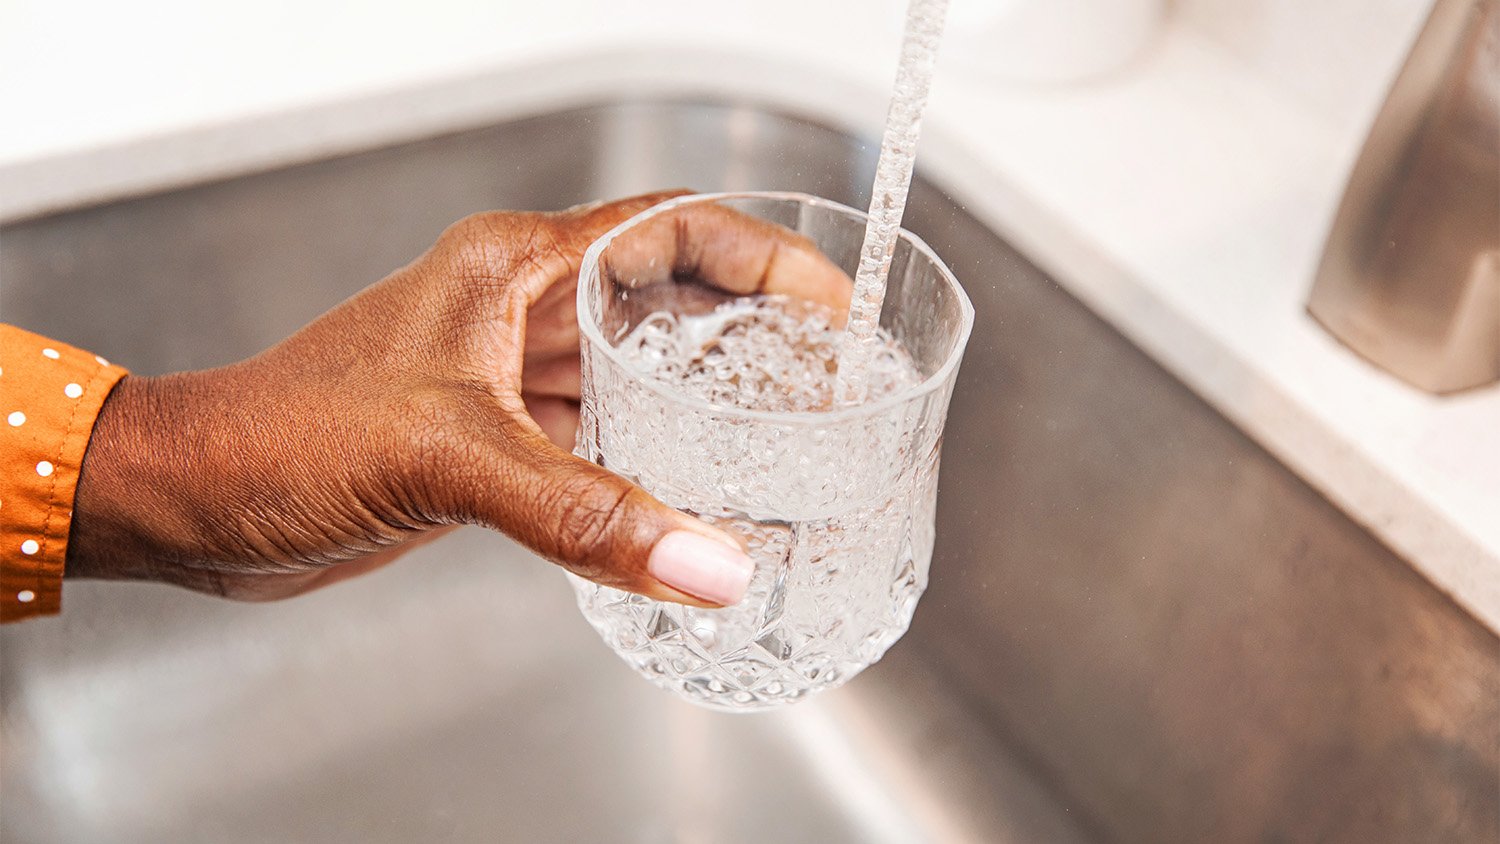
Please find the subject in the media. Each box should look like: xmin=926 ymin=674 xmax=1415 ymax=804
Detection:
xmin=66 ymin=191 xmax=851 ymax=606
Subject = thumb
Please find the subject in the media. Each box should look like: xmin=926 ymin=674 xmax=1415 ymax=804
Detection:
xmin=460 ymin=416 xmax=755 ymax=608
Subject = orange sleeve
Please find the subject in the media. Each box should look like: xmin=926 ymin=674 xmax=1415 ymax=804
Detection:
xmin=1 ymin=324 xmax=129 ymax=622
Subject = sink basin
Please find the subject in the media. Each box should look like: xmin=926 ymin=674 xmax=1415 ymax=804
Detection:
xmin=3 ymin=101 xmax=1496 ymax=843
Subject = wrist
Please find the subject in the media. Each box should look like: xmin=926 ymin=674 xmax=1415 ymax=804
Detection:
xmin=67 ymin=373 xmax=218 ymax=584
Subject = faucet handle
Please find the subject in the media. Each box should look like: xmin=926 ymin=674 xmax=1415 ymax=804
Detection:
xmin=1308 ymin=0 xmax=1500 ymax=394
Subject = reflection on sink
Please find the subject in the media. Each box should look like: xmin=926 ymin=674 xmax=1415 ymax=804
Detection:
xmin=3 ymin=101 xmax=1496 ymax=844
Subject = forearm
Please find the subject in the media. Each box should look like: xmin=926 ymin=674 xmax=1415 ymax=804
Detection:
xmin=66 ymin=362 xmax=426 ymax=597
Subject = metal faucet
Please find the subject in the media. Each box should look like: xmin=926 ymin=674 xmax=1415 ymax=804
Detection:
xmin=1308 ymin=0 xmax=1499 ymax=394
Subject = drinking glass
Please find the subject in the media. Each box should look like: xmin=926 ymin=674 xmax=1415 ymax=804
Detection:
xmin=571 ymin=191 xmax=973 ymax=711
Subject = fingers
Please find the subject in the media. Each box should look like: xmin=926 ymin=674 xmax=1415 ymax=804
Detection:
xmin=452 ymin=414 xmax=755 ymax=608
xmin=521 ymin=353 xmax=581 ymax=399
xmin=521 ymin=270 xmax=582 ymax=357
xmin=564 ymin=189 xmax=693 ymax=220
xmin=551 ymin=189 xmax=695 ymax=267
xmin=519 ymin=191 xmax=700 ymax=359
xmin=523 ymin=394 xmax=580 ymax=448
xmin=600 ymin=202 xmax=854 ymax=317
xmin=501 ymin=190 xmax=852 ymax=325
xmin=428 ymin=192 xmax=803 ymax=607
xmin=432 ymin=192 xmax=758 ymax=607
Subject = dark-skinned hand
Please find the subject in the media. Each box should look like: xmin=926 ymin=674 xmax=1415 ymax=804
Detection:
xmin=66 ymin=191 xmax=851 ymax=607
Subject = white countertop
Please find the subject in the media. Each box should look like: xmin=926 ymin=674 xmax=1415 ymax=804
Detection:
xmin=3 ymin=1 xmax=1496 ymax=629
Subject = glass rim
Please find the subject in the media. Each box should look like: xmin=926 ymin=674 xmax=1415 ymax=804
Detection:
xmin=576 ymin=190 xmax=975 ymax=425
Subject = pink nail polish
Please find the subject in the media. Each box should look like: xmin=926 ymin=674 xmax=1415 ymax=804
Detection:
xmin=647 ymin=530 xmax=755 ymax=605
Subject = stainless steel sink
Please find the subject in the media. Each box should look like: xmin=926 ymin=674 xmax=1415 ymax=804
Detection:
xmin=3 ymin=101 xmax=1496 ymax=844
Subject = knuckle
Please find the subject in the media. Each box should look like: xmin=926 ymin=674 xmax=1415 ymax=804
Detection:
xmin=435 ymin=213 xmax=527 ymax=282
xmin=440 ymin=212 xmax=562 ymax=277
xmin=434 ymin=213 xmax=493 ymax=262
xmin=544 ymin=474 xmax=635 ymax=580
xmin=442 ymin=210 xmax=508 ymax=242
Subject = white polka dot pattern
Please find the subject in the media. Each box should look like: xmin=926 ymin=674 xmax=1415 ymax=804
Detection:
xmin=2 ymin=324 xmax=130 ymax=621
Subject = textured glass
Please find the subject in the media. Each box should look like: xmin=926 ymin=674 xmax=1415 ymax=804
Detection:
xmin=571 ymin=192 xmax=973 ymax=711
